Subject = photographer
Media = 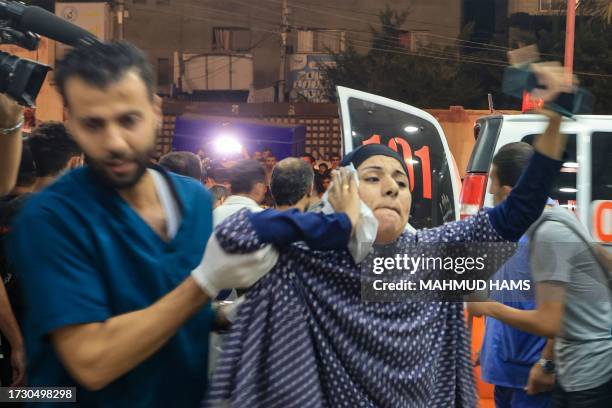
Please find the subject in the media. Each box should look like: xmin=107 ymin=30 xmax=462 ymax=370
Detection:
xmin=0 ymin=94 xmax=24 ymax=196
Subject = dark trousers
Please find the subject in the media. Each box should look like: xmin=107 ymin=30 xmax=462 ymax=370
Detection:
xmin=494 ymin=385 xmax=551 ymax=408
xmin=552 ymin=376 xmax=612 ymax=408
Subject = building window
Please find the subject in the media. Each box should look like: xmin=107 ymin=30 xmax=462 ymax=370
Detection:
xmin=297 ymin=30 xmax=345 ymax=53
xmin=539 ymin=0 xmax=567 ymax=12
xmin=157 ymin=58 xmax=170 ymax=87
xmin=399 ymin=30 xmax=430 ymax=52
xmin=212 ymin=28 xmax=251 ymax=52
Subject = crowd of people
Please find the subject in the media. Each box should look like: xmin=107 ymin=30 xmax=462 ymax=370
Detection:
xmin=0 ymin=39 xmax=609 ymax=408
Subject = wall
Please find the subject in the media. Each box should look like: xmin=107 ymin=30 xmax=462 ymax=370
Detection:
xmin=508 ymin=0 xmax=541 ymax=15
xmin=123 ymin=0 xmax=462 ymax=90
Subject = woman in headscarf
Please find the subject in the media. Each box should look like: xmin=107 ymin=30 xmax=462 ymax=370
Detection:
xmin=202 ymin=104 xmax=566 ymax=407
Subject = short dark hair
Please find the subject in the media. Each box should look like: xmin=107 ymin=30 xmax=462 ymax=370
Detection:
xmin=492 ymin=142 xmax=534 ymax=188
xmin=16 ymin=140 xmax=37 ymax=187
xmin=160 ymin=151 xmax=203 ymax=180
xmin=330 ymin=153 xmax=340 ymax=160
xmin=319 ymin=163 xmax=328 ymax=170
xmin=28 ymin=122 xmax=81 ymax=177
xmin=271 ymin=158 xmax=313 ymax=206
xmin=209 ymin=184 xmax=229 ymax=202
xmin=229 ymin=160 xmax=265 ymax=194
xmin=55 ymin=41 xmax=154 ymax=104
xmin=262 ymin=147 xmax=273 ymax=153
xmin=300 ymin=153 xmax=316 ymax=164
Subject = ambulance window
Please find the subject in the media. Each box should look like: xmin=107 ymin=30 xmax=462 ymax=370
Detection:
xmin=347 ymin=97 xmax=456 ymax=228
xmin=592 ymin=132 xmax=612 ymax=200
xmin=522 ymin=134 xmax=577 ymax=207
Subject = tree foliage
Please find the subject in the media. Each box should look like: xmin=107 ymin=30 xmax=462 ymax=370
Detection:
xmin=322 ymin=6 xmax=487 ymax=109
xmin=323 ymin=6 xmax=612 ymax=113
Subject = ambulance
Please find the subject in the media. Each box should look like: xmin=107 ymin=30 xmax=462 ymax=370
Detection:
xmin=461 ymin=114 xmax=612 ymax=245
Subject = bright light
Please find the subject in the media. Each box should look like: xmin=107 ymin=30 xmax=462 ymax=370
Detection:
xmin=351 ymin=131 xmax=357 ymax=136
xmin=408 ymin=159 xmax=419 ymax=164
xmin=559 ymin=187 xmax=578 ymax=193
xmin=404 ymin=126 xmax=419 ymax=133
xmin=214 ymin=133 xmax=242 ymax=155
xmin=563 ymin=162 xmax=579 ymax=168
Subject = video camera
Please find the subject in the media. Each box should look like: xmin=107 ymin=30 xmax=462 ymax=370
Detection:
xmin=0 ymin=0 xmax=99 ymax=107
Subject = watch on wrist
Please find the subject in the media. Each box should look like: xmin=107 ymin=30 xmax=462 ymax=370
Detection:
xmin=539 ymin=358 xmax=556 ymax=374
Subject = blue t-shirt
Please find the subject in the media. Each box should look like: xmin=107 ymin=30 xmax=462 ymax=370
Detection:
xmin=9 ymin=167 xmax=215 ymax=407
xmin=480 ymin=235 xmax=547 ymax=389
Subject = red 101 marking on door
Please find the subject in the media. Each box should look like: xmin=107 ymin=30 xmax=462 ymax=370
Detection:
xmin=361 ymin=134 xmax=432 ymax=199
xmin=592 ymin=200 xmax=612 ymax=242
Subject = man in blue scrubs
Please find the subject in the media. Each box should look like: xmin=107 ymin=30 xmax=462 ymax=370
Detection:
xmin=473 ymin=143 xmax=554 ymax=408
xmin=8 ymin=42 xmax=358 ymax=407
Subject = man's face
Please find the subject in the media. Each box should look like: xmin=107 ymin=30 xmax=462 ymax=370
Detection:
xmin=301 ymin=156 xmax=315 ymax=168
xmin=265 ymin=156 xmax=276 ymax=170
xmin=262 ymin=150 xmax=272 ymax=159
xmin=330 ymin=156 xmax=341 ymax=169
xmin=357 ymin=156 xmax=411 ymax=244
xmin=322 ymin=177 xmax=331 ymax=191
xmin=253 ymin=151 xmax=262 ymax=160
xmin=64 ymin=70 xmax=161 ymax=189
xmin=488 ymin=164 xmax=510 ymax=206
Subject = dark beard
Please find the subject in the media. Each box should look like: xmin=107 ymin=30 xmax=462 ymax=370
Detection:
xmin=85 ymin=153 xmax=149 ymax=190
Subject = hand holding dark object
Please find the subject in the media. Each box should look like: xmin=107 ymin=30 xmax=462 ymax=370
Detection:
xmin=328 ymin=168 xmax=360 ymax=234
xmin=525 ymin=362 xmax=555 ymax=395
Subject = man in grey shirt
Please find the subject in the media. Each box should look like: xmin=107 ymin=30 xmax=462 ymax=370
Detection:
xmin=471 ymin=205 xmax=612 ymax=407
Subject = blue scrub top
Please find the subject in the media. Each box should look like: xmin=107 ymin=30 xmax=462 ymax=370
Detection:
xmin=480 ymin=236 xmax=547 ymax=389
xmin=9 ymin=166 xmax=215 ymax=407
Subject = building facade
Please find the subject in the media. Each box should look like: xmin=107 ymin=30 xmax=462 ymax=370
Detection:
xmin=119 ymin=0 xmax=462 ymax=98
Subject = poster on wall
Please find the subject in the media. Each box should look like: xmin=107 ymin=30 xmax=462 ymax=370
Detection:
xmin=288 ymin=54 xmax=336 ymax=103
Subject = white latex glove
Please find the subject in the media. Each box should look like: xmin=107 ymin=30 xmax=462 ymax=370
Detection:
xmin=192 ymin=234 xmax=279 ymax=297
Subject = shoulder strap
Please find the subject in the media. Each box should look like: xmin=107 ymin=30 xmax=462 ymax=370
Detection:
xmin=531 ymin=216 xmax=612 ymax=294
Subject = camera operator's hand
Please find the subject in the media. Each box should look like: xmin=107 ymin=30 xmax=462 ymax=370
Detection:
xmin=0 ymin=93 xmax=25 ymax=195
xmin=328 ymin=168 xmax=360 ymax=234
xmin=0 ymin=93 xmax=24 ymax=129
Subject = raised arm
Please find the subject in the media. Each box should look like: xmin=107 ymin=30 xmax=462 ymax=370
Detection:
xmin=0 ymin=94 xmax=24 ymax=195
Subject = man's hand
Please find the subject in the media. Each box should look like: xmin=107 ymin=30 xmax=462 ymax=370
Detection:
xmin=328 ymin=168 xmax=360 ymax=232
xmin=526 ymin=362 xmax=555 ymax=395
xmin=466 ymin=301 xmax=492 ymax=318
xmin=191 ymin=235 xmax=279 ymax=297
xmin=0 ymin=93 xmax=23 ymax=129
xmin=10 ymin=345 xmax=26 ymax=387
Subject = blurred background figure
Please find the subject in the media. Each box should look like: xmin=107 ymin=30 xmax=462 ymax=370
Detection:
xmin=209 ymin=184 xmax=229 ymax=209
xmin=318 ymin=162 xmax=329 ymax=176
xmin=263 ymin=155 xmax=277 ymax=187
xmin=270 ymin=158 xmax=313 ymax=212
xmin=159 ymin=151 xmax=204 ymax=181
xmin=329 ymin=153 xmax=341 ymax=171
xmin=322 ymin=173 xmax=332 ymax=192
xmin=213 ymin=159 xmax=266 ymax=226
xmin=261 ymin=147 xmax=273 ymax=160
xmin=28 ymin=122 xmax=82 ymax=192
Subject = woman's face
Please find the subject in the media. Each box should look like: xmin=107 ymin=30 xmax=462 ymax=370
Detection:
xmin=357 ymin=155 xmax=411 ymax=244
